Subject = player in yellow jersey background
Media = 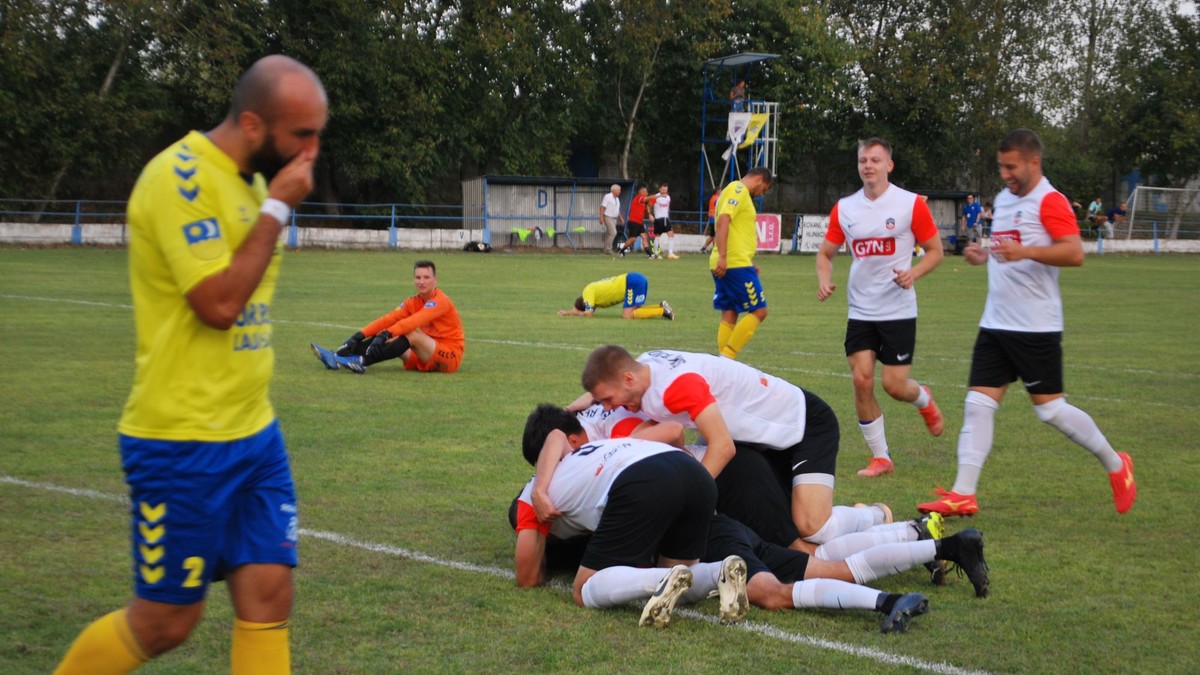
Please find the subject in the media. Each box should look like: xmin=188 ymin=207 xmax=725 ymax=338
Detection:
xmin=710 ymin=167 xmax=774 ymax=360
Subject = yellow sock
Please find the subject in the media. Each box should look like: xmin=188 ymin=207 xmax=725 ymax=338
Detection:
xmin=721 ymin=314 xmax=762 ymax=359
xmin=54 ymin=608 xmax=148 ymax=675
xmin=232 ymin=618 xmax=290 ymax=675
xmin=717 ymin=321 xmax=735 ymax=354
xmin=631 ymin=306 xmax=664 ymax=319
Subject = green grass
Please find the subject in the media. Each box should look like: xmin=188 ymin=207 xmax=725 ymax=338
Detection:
xmin=2 ymin=247 xmax=1198 ymax=673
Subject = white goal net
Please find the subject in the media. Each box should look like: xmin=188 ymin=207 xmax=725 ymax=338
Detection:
xmin=1125 ymin=186 xmax=1200 ymax=240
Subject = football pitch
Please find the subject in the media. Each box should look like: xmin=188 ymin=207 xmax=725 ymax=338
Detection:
xmin=1 ymin=247 xmax=1197 ymax=673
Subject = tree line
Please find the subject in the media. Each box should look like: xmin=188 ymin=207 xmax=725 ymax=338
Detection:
xmin=1 ymin=0 xmax=1196 ymax=215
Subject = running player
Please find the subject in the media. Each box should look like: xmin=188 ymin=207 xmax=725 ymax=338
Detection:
xmin=711 ymin=168 xmax=773 ymax=359
xmin=54 ymin=55 xmax=326 ymax=675
xmin=312 ymin=260 xmax=464 ymax=374
xmin=557 ymin=272 xmax=674 ymax=320
xmin=816 ymin=137 xmax=946 ymax=478
xmin=918 ymin=128 xmax=1137 ymax=517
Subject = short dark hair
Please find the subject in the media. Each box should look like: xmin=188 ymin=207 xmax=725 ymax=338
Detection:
xmin=581 ymin=345 xmax=637 ymax=391
xmin=522 ymin=404 xmax=583 ymax=466
xmin=858 ymin=136 xmax=893 ymax=158
xmin=414 ymin=260 xmax=436 ymax=275
xmin=573 ymin=296 xmax=586 ymax=312
xmin=745 ymin=166 xmax=774 ymax=185
xmin=998 ymin=128 xmax=1043 ymax=157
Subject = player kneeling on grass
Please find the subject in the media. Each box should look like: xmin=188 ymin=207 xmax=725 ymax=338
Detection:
xmin=513 ymin=421 xmax=748 ymax=628
xmin=311 ymin=260 xmax=464 ymax=374
xmin=557 ymin=272 xmax=674 ymax=321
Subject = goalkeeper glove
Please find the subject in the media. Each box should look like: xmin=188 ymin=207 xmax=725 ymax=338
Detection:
xmin=336 ymin=331 xmax=365 ymax=356
xmin=365 ymin=330 xmax=392 ymax=361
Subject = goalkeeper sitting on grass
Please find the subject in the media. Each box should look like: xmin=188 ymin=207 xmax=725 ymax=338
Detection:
xmin=311 ymin=259 xmax=464 ymax=374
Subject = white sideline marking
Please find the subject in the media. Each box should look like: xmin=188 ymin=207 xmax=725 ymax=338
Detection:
xmin=4 ymin=292 xmax=1196 ymax=386
xmin=2 ymin=475 xmax=987 ymax=675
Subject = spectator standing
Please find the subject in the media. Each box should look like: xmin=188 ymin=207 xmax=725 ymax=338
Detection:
xmin=600 ymin=184 xmax=624 ymax=253
xmin=961 ymin=194 xmax=983 ymax=242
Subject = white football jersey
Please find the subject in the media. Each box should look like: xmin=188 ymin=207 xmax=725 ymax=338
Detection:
xmin=637 ymin=350 xmax=806 ymax=450
xmin=517 ymin=437 xmax=679 ymax=538
xmin=825 ymin=185 xmax=939 ymax=321
xmin=982 ymin=177 xmax=1078 ymax=332
xmin=653 ymin=194 xmax=671 ymax=219
xmin=576 ymin=403 xmax=645 ymax=440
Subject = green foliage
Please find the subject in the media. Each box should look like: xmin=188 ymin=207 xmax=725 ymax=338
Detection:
xmin=2 ymin=248 xmax=1200 ymax=673
xmin=1 ymin=0 xmax=1198 ymax=207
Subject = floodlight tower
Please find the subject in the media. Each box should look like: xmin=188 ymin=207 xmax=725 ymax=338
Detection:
xmin=697 ymin=53 xmax=780 ymax=216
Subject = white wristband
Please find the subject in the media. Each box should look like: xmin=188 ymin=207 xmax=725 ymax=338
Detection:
xmin=260 ymin=198 xmax=291 ymax=225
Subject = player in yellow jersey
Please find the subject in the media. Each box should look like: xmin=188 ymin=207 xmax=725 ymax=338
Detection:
xmin=54 ymin=56 xmax=327 ymax=675
xmin=711 ymin=167 xmax=774 ymax=359
xmin=557 ymin=272 xmax=674 ymax=320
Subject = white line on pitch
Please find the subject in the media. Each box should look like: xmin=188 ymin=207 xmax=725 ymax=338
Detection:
xmin=1 ymin=475 xmax=987 ymax=675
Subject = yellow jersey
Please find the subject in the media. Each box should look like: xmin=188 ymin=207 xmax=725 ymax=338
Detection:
xmin=119 ymin=130 xmax=280 ymax=441
xmin=710 ymin=180 xmax=758 ymax=269
xmin=580 ymin=274 xmax=628 ymax=311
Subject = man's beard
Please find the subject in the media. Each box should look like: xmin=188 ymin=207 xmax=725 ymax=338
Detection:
xmin=249 ymin=133 xmax=291 ymax=181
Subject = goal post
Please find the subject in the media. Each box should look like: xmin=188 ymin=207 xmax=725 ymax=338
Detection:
xmin=1126 ymin=186 xmax=1200 ymax=240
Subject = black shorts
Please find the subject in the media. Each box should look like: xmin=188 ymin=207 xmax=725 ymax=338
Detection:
xmin=581 ymin=452 xmax=717 ymax=571
xmin=714 ymin=446 xmax=801 ymax=547
xmin=752 ymin=390 xmax=840 ymax=483
xmin=654 ymin=217 xmax=673 ymax=233
xmin=969 ymin=328 xmax=1064 ymax=395
xmin=625 ymin=221 xmax=645 ymax=239
xmin=844 ymin=318 xmax=917 ymax=365
xmin=704 ymin=513 xmax=809 ymax=583
xmin=704 ymin=219 xmax=715 ymax=237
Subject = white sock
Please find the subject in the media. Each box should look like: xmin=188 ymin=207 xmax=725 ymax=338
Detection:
xmin=913 ymin=385 xmax=930 ymax=409
xmin=951 ymin=390 xmax=999 ymax=495
xmin=792 ymin=578 xmax=882 ymax=611
xmin=679 ymin=561 xmax=723 ymax=604
xmin=844 ymin=541 xmax=937 ymax=584
xmin=581 ymin=567 xmax=668 ymax=608
xmin=859 ymin=416 xmax=890 ymax=460
xmin=814 ymin=523 xmax=915 ymax=561
xmin=668 ymin=236 xmax=675 ymax=255
xmin=805 ymin=505 xmax=876 ymax=544
xmin=1034 ymin=398 xmax=1123 ymax=472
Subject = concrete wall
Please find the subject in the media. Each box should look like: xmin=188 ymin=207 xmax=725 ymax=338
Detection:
xmin=4 ymin=220 xmax=1198 ymax=254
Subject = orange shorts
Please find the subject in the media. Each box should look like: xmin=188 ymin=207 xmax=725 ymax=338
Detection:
xmin=404 ymin=344 xmax=463 ymax=373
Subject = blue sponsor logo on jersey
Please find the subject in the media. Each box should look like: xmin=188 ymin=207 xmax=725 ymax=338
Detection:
xmin=424 ymin=300 xmax=437 ymax=308
xmin=183 ymin=218 xmax=221 ymax=244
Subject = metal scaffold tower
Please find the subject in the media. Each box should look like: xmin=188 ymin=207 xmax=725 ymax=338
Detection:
xmin=697 ymin=53 xmax=780 ymax=215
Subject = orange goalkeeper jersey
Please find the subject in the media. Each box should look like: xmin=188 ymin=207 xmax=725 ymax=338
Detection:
xmin=362 ymin=288 xmax=464 ymax=350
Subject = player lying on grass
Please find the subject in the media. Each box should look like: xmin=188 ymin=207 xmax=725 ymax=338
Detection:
xmin=513 ymin=405 xmax=990 ymax=628
xmin=557 ymin=272 xmax=674 ymax=320
xmin=512 ymin=427 xmax=750 ymax=628
xmin=311 ymin=259 xmax=464 ymax=374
